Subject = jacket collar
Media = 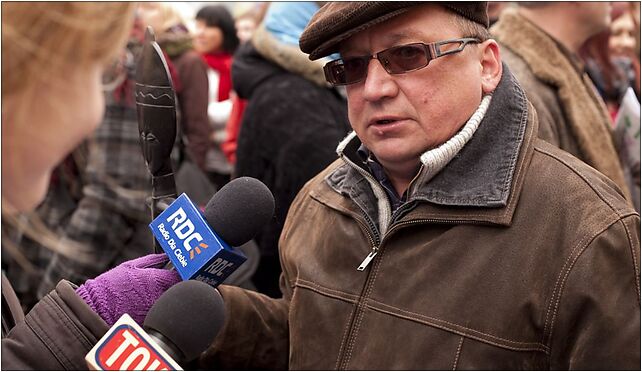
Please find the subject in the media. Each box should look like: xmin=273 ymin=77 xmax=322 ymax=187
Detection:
xmin=321 ymin=63 xmax=536 ymax=227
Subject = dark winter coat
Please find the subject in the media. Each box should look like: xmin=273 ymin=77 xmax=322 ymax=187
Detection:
xmin=2 ymin=279 xmax=107 ymax=370
xmin=232 ymin=26 xmax=350 ymax=264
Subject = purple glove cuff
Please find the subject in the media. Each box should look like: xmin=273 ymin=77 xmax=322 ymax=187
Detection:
xmin=76 ymin=253 xmax=181 ymax=326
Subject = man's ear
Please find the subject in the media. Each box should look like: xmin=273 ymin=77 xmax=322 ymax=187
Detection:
xmin=479 ymin=39 xmax=502 ymax=94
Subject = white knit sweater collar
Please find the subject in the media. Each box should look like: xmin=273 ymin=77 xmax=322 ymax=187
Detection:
xmin=337 ymin=94 xmax=493 ymax=180
xmin=418 ymin=94 xmax=493 ymax=181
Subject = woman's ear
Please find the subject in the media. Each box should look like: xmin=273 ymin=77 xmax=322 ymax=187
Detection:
xmin=478 ymin=39 xmax=502 ymax=94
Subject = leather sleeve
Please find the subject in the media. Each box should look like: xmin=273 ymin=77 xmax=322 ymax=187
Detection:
xmin=1 ymin=280 xmax=108 ymax=370
xmin=548 ymin=214 xmax=641 ymax=370
xmin=199 ymin=283 xmax=290 ymax=370
xmin=198 ymin=197 xmax=300 ymax=370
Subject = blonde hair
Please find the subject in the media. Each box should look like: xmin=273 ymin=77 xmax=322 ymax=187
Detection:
xmin=2 ymin=2 xmax=135 ymax=266
xmin=2 ymin=2 xmax=135 ymax=98
xmin=156 ymin=3 xmax=187 ymax=34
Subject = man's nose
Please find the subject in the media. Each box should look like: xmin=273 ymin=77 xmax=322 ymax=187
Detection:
xmin=362 ymin=57 xmax=398 ymax=102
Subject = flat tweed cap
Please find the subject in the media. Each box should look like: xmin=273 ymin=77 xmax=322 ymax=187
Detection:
xmin=300 ymin=2 xmax=488 ymax=60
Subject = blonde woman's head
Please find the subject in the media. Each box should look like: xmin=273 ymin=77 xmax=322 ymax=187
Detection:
xmin=138 ymin=2 xmax=186 ymax=37
xmin=2 ymin=2 xmax=134 ymax=212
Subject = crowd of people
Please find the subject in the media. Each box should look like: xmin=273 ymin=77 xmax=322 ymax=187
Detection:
xmin=1 ymin=2 xmax=640 ymax=370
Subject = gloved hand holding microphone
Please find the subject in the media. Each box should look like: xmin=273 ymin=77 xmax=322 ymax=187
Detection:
xmin=74 ymin=176 xmax=275 ymax=370
xmin=75 ymin=253 xmax=180 ymax=327
xmin=75 ymin=176 xmax=274 ymax=328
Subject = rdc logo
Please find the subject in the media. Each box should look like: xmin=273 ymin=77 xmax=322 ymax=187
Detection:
xmin=166 ymin=207 xmax=208 ymax=259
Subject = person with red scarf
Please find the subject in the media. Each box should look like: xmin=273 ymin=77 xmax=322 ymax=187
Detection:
xmin=193 ymin=5 xmax=239 ymax=189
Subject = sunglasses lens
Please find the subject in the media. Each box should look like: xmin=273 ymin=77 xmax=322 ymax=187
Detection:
xmin=382 ymin=44 xmax=428 ymax=73
xmin=324 ymin=62 xmax=346 ymax=85
xmin=343 ymin=57 xmax=368 ymax=84
xmin=324 ymin=57 xmax=369 ymax=85
xmin=323 ymin=43 xmax=432 ymax=85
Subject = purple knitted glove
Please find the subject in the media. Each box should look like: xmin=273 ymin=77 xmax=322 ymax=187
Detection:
xmin=75 ymin=253 xmax=181 ymax=326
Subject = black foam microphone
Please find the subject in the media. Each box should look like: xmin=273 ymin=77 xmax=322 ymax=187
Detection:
xmin=143 ymin=280 xmax=225 ymax=363
xmin=203 ymin=176 xmax=275 ymax=247
xmin=152 ymin=177 xmax=275 ymax=286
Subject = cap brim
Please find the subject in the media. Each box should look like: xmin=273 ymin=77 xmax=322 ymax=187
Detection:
xmin=306 ymin=7 xmax=416 ymax=60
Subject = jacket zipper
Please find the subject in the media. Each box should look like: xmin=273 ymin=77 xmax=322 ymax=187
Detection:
xmin=340 ymin=216 xmax=487 ymax=369
xmin=336 ymin=202 xmax=381 ymax=369
xmin=354 ymin=210 xmax=380 ymax=272
xmin=390 ymin=217 xmax=488 ymax=232
xmin=357 ymin=246 xmax=379 ymax=271
xmin=358 ymin=217 xmax=488 ymax=272
xmin=335 ymin=146 xmax=492 ymax=367
xmin=339 ymin=154 xmax=391 ymax=236
xmin=353 ymin=163 xmax=426 ymax=271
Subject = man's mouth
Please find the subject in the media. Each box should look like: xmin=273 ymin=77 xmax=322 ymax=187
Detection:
xmin=370 ymin=117 xmax=406 ymax=127
xmin=376 ymin=119 xmax=395 ymax=125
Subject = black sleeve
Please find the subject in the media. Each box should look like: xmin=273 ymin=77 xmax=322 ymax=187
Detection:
xmin=1 ymin=280 xmax=108 ymax=370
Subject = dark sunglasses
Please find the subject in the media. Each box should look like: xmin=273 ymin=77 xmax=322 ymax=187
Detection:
xmin=323 ymin=37 xmax=481 ymax=86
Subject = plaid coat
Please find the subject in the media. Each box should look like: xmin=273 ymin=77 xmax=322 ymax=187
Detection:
xmin=34 ymin=68 xmax=153 ymax=297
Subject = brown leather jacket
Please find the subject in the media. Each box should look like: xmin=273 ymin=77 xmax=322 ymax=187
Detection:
xmin=202 ymin=66 xmax=640 ymax=370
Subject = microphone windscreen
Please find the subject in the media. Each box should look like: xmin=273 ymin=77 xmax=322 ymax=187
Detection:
xmin=204 ymin=177 xmax=275 ymax=246
xmin=143 ymin=280 xmax=225 ymax=362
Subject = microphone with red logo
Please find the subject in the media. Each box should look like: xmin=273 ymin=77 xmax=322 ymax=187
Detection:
xmin=150 ymin=176 xmax=275 ymax=287
xmin=85 ymin=280 xmax=225 ymax=370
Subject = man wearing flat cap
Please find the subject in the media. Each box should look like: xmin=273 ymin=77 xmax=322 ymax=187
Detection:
xmin=200 ymin=3 xmax=640 ymax=370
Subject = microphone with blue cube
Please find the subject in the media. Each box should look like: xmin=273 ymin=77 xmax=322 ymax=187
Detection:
xmin=149 ymin=177 xmax=275 ymax=287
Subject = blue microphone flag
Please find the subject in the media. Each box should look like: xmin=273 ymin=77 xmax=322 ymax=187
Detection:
xmin=150 ymin=193 xmax=246 ymax=286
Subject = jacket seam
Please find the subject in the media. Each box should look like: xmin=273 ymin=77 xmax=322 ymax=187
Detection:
xmin=335 ymin=305 xmax=357 ymax=370
xmin=25 ymin=319 xmax=68 ymax=369
xmin=497 ymin=69 xmax=529 ymax=210
xmin=621 ymin=216 xmax=641 ymax=302
xmin=543 ymin=219 xmax=622 ymax=351
xmin=533 ymin=146 xmax=626 ymax=214
xmin=295 ymin=279 xmax=360 ymax=303
xmin=497 ymin=100 xmax=534 ymax=222
xmin=541 ymin=221 xmax=608 ymax=342
xmin=314 ymin=190 xmax=510 ymax=224
xmin=452 ymin=336 xmax=464 ymax=370
xmin=366 ymin=298 xmax=548 ymax=352
xmin=26 ymin=296 xmax=73 ymax=369
xmin=534 ymin=144 xmax=637 ymax=345
xmin=51 ymin=293 xmax=95 ymax=350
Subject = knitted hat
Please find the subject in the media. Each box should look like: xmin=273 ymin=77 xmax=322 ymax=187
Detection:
xmin=300 ymin=2 xmax=489 ymax=60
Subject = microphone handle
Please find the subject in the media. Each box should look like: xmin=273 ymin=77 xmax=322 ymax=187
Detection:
xmin=145 ymin=329 xmax=184 ymax=364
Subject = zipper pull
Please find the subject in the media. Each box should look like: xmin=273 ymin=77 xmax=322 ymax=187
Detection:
xmin=357 ymin=246 xmax=379 ymax=271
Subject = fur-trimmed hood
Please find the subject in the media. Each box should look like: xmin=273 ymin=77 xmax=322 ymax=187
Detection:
xmin=231 ymin=24 xmax=330 ymax=100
